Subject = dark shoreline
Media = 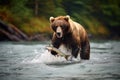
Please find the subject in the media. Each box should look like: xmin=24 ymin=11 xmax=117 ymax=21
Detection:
xmin=0 ymin=34 xmax=120 ymax=42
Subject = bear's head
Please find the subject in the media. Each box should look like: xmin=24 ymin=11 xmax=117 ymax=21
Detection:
xmin=49 ymin=15 xmax=71 ymax=38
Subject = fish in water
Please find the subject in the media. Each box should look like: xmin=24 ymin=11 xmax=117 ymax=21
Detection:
xmin=45 ymin=46 xmax=70 ymax=60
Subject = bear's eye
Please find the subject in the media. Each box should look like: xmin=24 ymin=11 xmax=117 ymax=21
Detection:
xmin=61 ymin=26 xmax=65 ymax=30
xmin=61 ymin=25 xmax=68 ymax=31
xmin=52 ymin=26 xmax=57 ymax=31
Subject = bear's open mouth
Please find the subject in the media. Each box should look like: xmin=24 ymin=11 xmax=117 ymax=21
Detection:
xmin=56 ymin=32 xmax=63 ymax=38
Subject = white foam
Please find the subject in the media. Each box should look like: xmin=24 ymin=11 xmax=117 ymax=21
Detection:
xmin=22 ymin=45 xmax=80 ymax=64
xmin=22 ymin=50 xmax=66 ymax=64
xmin=38 ymin=51 xmax=66 ymax=63
xmin=59 ymin=44 xmax=72 ymax=55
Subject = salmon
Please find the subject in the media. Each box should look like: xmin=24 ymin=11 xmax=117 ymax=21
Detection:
xmin=46 ymin=46 xmax=70 ymax=60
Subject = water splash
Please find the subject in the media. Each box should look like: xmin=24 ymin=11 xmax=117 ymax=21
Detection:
xmin=22 ymin=49 xmax=80 ymax=65
xmin=21 ymin=49 xmax=67 ymax=64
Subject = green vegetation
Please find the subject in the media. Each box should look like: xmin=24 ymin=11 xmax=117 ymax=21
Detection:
xmin=0 ymin=0 xmax=120 ymax=39
xmin=20 ymin=17 xmax=52 ymax=35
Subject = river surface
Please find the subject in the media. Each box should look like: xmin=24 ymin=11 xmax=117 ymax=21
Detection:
xmin=0 ymin=41 xmax=120 ymax=80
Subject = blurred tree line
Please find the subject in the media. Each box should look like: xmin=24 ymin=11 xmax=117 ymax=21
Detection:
xmin=0 ymin=0 xmax=120 ymax=39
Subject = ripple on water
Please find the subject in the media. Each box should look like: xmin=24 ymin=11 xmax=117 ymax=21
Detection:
xmin=0 ymin=41 xmax=120 ymax=80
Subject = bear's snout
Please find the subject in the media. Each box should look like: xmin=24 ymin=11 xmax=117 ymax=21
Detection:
xmin=56 ymin=26 xmax=63 ymax=38
xmin=56 ymin=32 xmax=61 ymax=36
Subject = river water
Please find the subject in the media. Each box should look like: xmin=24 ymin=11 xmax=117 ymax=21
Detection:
xmin=0 ymin=41 xmax=120 ymax=80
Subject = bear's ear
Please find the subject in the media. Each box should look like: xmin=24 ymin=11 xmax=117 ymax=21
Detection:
xmin=64 ymin=15 xmax=70 ymax=21
xmin=50 ymin=17 xmax=55 ymax=23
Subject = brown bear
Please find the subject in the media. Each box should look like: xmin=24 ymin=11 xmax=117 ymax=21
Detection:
xmin=49 ymin=15 xmax=90 ymax=60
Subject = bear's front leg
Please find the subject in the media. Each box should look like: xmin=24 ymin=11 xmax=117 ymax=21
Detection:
xmin=51 ymin=37 xmax=61 ymax=56
xmin=71 ymin=45 xmax=80 ymax=58
xmin=80 ymin=40 xmax=90 ymax=60
xmin=67 ymin=45 xmax=79 ymax=61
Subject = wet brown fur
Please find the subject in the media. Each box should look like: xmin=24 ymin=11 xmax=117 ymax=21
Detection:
xmin=50 ymin=16 xmax=90 ymax=60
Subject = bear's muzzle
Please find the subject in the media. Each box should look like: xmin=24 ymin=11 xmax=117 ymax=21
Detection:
xmin=56 ymin=26 xmax=63 ymax=38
